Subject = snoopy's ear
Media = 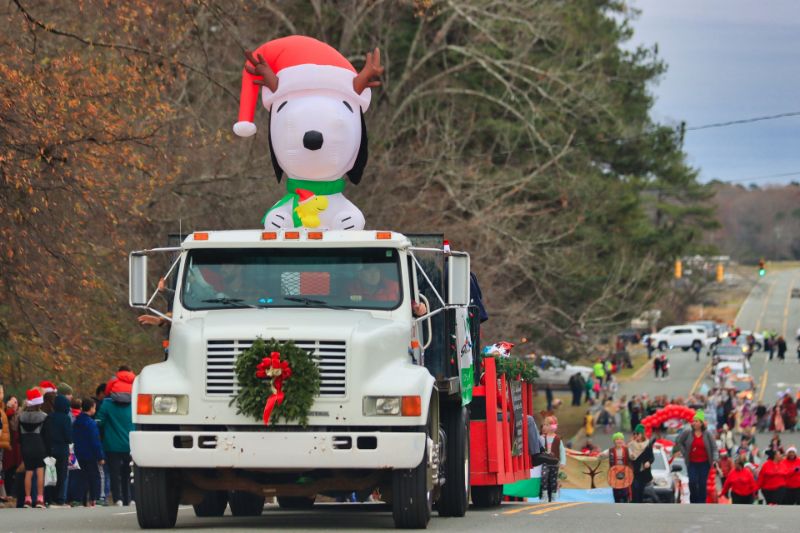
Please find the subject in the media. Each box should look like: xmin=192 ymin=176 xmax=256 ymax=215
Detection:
xmin=268 ymin=119 xmax=283 ymax=183
xmin=347 ymin=112 xmax=368 ymax=185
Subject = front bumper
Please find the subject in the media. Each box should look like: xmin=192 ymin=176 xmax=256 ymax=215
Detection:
xmin=130 ymin=430 xmax=426 ymax=470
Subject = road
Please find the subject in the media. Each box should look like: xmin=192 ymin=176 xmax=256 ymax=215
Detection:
xmin=2 ymin=501 xmax=800 ymax=532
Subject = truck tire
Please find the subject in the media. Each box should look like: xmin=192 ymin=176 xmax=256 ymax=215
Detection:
xmin=277 ymin=496 xmax=315 ymax=509
xmin=228 ymin=491 xmax=265 ymax=516
xmin=392 ymin=444 xmax=431 ymax=529
xmin=134 ymin=466 xmax=179 ymax=529
xmin=470 ymin=485 xmax=503 ymax=508
xmin=657 ymin=341 xmax=668 ymax=351
xmin=193 ymin=490 xmax=228 ymax=517
xmin=437 ymin=405 xmax=469 ymax=517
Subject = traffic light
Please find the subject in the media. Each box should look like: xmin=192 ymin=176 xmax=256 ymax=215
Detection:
xmin=758 ymin=259 xmax=766 ymax=277
xmin=674 ymin=259 xmax=682 ymax=279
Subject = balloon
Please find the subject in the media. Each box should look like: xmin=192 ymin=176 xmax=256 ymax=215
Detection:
xmin=233 ymin=36 xmax=382 ymax=231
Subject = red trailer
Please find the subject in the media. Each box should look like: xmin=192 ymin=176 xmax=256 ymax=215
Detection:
xmin=469 ymin=356 xmax=534 ymax=506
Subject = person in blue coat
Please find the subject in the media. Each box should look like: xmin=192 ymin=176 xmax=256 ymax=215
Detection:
xmin=72 ymin=399 xmax=105 ymax=506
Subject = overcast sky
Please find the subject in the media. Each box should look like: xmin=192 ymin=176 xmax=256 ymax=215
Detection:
xmin=628 ymin=0 xmax=800 ymax=185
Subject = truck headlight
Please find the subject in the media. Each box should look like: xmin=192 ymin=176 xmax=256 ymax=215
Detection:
xmin=148 ymin=394 xmax=189 ymax=415
xmin=363 ymin=396 xmax=421 ymax=416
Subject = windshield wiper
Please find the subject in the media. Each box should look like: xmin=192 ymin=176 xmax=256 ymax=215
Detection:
xmin=284 ymin=296 xmax=348 ymax=310
xmin=201 ymin=297 xmax=264 ymax=310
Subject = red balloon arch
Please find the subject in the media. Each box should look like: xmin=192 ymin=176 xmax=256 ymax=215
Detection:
xmin=640 ymin=404 xmax=696 ymax=436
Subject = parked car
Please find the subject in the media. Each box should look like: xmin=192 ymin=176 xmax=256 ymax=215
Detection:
xmin=691 ymin=320 xmax=721 ymax=339
xmin=618 ymin=328 xmax=645 ymax=344
xmin=533 ymin=355 xmax=592 ymax=389
xmin=645 ymin=444 xmax=676 ymax=503
xmin=648 ymin=325 xmax=713 ymax=352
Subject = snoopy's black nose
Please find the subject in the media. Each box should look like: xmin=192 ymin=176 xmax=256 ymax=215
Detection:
xmin=303 ymin=130 xmax=324 ymax=150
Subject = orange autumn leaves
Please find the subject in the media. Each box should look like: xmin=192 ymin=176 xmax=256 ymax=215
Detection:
xmin=0 ymin=4 xmax=181 ymax=388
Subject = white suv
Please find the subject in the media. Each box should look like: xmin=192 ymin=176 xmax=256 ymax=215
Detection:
xmin=649 ymin=325 xmax=711 ymax=352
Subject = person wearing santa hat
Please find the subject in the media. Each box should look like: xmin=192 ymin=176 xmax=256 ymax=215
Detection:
xmin=781 ymin=446 xmax=800 ymax=505
xmin=233 ymin=35 xmax=383 ymax=231
xmin=19 ymin=389 xmax=48 ymax=508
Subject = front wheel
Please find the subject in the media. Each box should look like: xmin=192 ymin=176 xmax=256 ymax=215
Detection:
xmin=228 ymin=491 xmax=265 ymax=516
xmin=657 ymin=342 xmax=668 ymax=351
xmin=437 ymin=404 xmax=469 ymax=517
xmin=471 ymin=485 xmax=503 ymax=508
xmin=691 ymin=340 xmax=702 ymax=351
xmin=135 ymin=466 xmax=179 ymax=529
xmin=755 ymin=342 xmax=763 ymax=351
xmin=392 ymin=443 xmax=432 ymax=529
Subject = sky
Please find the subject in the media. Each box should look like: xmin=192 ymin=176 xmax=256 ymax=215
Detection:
xmin=628 ymin=0 xmax=800 ymax=185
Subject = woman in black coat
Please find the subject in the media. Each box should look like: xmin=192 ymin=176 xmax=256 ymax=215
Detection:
xmin=629 ymin=424 xmax=655 ymax=503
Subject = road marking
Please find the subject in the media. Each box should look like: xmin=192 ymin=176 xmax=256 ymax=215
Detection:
xmin=502 ymin=502 xmax=563 ymax=515
xmin=690 ymin=361 xmax=711 ymax=395
xmin=755 ymin=279 xmax=776 ymax=332
xmin=529 ymin=502 xmax=586 ymax=515
xmin=758 ymin=370 xmax=769 ymax=403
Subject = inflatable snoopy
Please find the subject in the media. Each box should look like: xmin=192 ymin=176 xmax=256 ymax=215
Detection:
xmin=233 ymin=35 xmax=383 ymax=231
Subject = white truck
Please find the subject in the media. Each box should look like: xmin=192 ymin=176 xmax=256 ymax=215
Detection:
xmin=128 ymin=229 xmax=477 ymax=529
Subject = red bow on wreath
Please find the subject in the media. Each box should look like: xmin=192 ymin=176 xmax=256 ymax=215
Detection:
xmin=255 ymin=351 xmax=292 ymax=425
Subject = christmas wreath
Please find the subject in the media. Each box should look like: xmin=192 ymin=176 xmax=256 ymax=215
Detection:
xmin=231 ymin=338 xmax=320 ymax=426
xmin=494 ymin=356 xmax=538 ymax=383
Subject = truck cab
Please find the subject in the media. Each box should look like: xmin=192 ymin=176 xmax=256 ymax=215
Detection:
xmin=129 ymin=229 xmax=475 ymax=529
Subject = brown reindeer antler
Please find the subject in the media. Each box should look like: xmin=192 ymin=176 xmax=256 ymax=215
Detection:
xmin=353 ymin=48 xmax=384 ymax=94
xmin=244 ymin=50 xmax=279 ymax=92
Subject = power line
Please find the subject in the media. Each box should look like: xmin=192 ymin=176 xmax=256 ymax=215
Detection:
xmin=686 ymin=111 xmax=800 ymax=132
xmin=714 ymin=170 xmax=800 ymax=184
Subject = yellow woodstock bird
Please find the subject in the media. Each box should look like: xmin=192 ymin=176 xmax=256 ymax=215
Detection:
xmin=294 ymin=188 xmax=329 ymax=228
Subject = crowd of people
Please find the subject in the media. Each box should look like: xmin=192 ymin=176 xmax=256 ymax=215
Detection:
xmin=0 ymin=367 xmax=135 ymax=509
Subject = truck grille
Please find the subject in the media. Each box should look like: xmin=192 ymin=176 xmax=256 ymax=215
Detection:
xmin=205 ymin=339 xmax=346 ymax=397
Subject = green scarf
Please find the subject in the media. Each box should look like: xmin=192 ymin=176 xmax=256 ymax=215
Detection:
xmin=261 ymin=177 xmax=346 ymax=227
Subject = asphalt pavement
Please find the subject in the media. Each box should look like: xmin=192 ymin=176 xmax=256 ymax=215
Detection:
xmin=2 ymin=501 xmax=799 ymax=532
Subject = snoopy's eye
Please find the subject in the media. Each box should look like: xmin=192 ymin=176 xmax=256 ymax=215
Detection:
xmin=342 ymin=101 xmax=353 ymax=113
xmin=276 ymin=101 xmax=288 ymax=113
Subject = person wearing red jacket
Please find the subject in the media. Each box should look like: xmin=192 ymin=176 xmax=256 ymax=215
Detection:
xmin=758 ymin=449 xmax=786 ymax=505
xmin=781 ymin=446 xmax=800 ymax=505
xmin=719 ymin=457 xmax=759 ymax=504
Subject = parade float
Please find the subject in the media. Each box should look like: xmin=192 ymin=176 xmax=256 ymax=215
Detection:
xmin=127 ymin=36 xmax=504 ymax=530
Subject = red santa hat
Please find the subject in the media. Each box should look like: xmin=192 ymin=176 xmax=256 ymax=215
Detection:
xmin=39 ymin=380 xmax=57 ymax=393
xmin=233 ymin=35 xmax=372 ymax=137
xmin=26 ymin=388 xmax=44 ymax=406
xmin=295 ymin=188 xmax=316 ymax=204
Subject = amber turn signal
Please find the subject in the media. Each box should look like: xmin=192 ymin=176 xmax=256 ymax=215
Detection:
xmin=137 ymin=394 xmax=153 ymax=415
xmin=401 ymin=396 xmax=422 ymax=417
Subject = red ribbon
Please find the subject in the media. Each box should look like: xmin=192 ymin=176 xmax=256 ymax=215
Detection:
xmin=256 ymin=351 xmax=292 ymax=425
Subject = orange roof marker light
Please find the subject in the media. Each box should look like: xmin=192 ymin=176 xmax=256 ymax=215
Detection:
xmin=284 ymin=231 xmax=300 ymax=240
xmin=307 ymin=231 xmax=324 ymax=240
xmin=193 ymin=232 xmax=209 ymax=241
xmin=376 ymin=231 xmax=392 ymax=240
xmin=261 ymin=231 xmax=277 ymax=240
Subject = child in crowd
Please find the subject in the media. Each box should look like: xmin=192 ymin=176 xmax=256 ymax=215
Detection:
xmin=584 ymin=410 xmax=594 ymax=438
xmin=608 ymin=432 xmax=631 ymax=503
xmin=73 ymin=399 xmax=105 ymax=507
xmin=19 ymin=389 xmax=48 ymax=508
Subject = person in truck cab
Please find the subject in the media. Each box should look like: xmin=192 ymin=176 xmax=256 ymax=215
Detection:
xmin=347 ymin=264 xmax=427 ymax=316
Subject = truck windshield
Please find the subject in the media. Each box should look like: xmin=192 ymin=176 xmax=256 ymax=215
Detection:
xmin=181 ymin=247 xmax=402 ymax=311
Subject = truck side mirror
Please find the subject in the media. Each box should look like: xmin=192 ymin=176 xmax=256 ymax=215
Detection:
xmin=447 ymin=255 xmax=470 ymax=306
xmin=129 ymin=253 xmax=149 ymax=306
